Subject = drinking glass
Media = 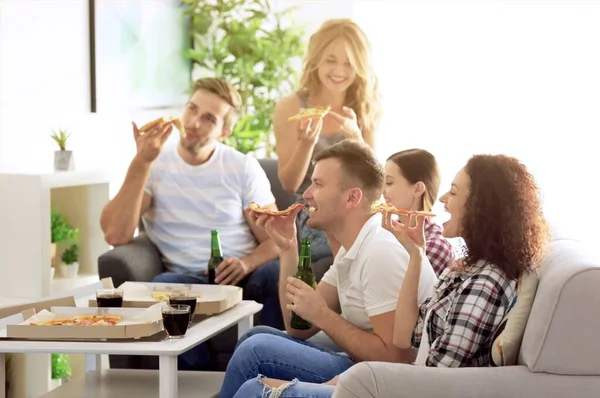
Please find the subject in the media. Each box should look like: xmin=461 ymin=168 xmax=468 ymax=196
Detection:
xmin=161 ymin=304 xmax=191 ymax=339
xmin=96 ymin=288 xmax=124 ymax=308
xmin=168 ymin=292 xmax=197 ymax=325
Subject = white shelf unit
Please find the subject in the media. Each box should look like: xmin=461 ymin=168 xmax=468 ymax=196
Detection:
xmin=0 ymin=170 xmax=110 ymax=299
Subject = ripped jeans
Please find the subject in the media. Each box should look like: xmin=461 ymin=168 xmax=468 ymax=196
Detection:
xmin=219 ymin=326 xmax=354 ymax=398
xmin=233 ymin=374 xmax=336 ymax=398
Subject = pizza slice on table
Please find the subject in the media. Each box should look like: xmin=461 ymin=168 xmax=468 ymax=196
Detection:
xmin=247 ymin=202 xmax=306 ymax=217
xmin=287 ymin=106 xmax=332 ymax=122
xmin=30 ymin=315 xmax=122 ymax=326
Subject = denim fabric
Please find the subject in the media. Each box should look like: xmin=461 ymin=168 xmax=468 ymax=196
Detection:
xmin=296 ymin=208 xmax=333 ymax=262
xmin=151 ymin=259 xmax=283 ymax=370
xmin=232 ymin=374 xmax=336 ymax=398
xmin=219 ymin=326 xmax=354 ymax=398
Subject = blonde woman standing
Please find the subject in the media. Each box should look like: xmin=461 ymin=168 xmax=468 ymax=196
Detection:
xmin=274 ymin=18 xmax=381 ymax=260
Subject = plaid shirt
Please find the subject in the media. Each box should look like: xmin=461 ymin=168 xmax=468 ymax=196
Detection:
xmin=424 ymin=218 xmax=454 ymax=277
xmin=411 ymin=261 xmax=517 ymax=367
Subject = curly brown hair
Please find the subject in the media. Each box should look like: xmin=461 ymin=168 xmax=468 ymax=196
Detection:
xmin=460 ymin=154 xmax=549 ymax=279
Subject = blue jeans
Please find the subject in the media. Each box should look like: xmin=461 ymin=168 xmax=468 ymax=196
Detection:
xmin=233 ymin=375 xmax=335 ymax=398
xmin=219 ymin=326 xmax=354 ymax=398
xmin=151 ymin=260 xmax=283 ymax=370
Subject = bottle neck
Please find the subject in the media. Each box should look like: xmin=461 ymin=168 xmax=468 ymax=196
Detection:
xmin=211 ymin=235 xmax=223 ymax=257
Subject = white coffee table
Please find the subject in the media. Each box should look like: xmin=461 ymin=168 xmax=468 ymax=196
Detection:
xmin=0 ymin=300 xmax=261 ymax=398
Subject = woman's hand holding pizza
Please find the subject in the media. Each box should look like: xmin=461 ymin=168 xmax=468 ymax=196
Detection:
xmin=381 ymin=212 xmax=426 ymax=257
xmin=326 ymin=106 xmax=362 ymax=141
xmin=296 ymin=117 xmax=323 ymax=144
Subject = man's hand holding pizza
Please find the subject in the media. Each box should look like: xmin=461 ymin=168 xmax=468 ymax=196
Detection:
xmin=246 ymin=203 xmax=304 ymax=253
xmin=132 ymin=119 xmax=173 ymax=164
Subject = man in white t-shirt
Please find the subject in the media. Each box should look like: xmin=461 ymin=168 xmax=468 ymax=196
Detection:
xmin=218 ymin=140 xmax=438 ymax=398
xmin=100 ymin=78 xmax=281 ymax=369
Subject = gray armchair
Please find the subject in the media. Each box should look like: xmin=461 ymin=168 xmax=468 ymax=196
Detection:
xmin=97 ymin=158 xmax=333 ymax=370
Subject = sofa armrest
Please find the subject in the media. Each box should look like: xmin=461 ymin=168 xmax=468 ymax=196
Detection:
xmin=98 ymin=233 xmax=165 ymax=287
xmin=333 ymin=362 xmax=600 ymax=398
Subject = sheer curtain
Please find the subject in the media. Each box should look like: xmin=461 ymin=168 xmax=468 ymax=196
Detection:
xmin=354 ymin=0 xmax=600 ymax=244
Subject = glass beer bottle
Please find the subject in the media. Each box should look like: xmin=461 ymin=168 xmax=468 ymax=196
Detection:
xmin=208 ymin=230 xmax=223 ymax=284
xmin=290 ymin=237 xmax=316 ymax=330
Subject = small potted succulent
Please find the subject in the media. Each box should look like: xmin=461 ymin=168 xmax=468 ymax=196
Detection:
xmin=60 ymin=244 xmax=79 ymax=278
xmin=50 ymin=208 xmax=78 ymax=279
xmin=51 ymin=128 xmax=74 ymax=171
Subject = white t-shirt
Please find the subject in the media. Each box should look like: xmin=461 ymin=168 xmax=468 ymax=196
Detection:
xmin=142 ymin=143 xmax=275 ymax=273
xmin=320 ymin=213 xmax=438 ymax=331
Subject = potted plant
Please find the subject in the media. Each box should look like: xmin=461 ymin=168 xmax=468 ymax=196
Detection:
xmin=51 ymin=128 xmax=74 ymax=171
xmin=51 ymin=353 xmax=71 ymax=389
xmin=183 ymin=0 xmax=306 ymax=157
xmin=51 ymin=208 xmax=79 ymax=278
xmin=60 ymin=244 xmax=79 ymax=278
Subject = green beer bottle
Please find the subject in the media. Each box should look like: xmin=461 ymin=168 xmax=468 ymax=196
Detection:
xmin=290 ymin=237 xmax=316 ymax=330
xmin=208 ymin=230 xmax=223 ymax=284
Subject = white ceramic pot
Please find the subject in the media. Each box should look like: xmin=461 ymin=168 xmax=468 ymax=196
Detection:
xmin=49 ymin=378 xmax=62 ymax=390
xmin=54 ymin=150 xmax=74 ymax=171
xmin=60 ymin=262 xmax=79 ymax=278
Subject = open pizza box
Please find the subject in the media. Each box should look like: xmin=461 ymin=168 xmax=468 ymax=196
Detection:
xmin=88 ymin=281 xmax=243 ymax=316
xmin=3 ymin=304 xmax=164 ymax=340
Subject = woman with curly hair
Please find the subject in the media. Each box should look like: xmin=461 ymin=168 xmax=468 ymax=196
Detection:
xmin=227 ymin=154 xmax=549 ymax=398
xmin=386 ymin=153 xmax=549 ymax=368
xmin=273 ymin=18 xmax=380 ymax=261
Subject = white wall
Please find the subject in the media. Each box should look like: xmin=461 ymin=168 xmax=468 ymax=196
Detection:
xmin=355 ymin=0 xmax=600 ymax=244
xmin=0 ymin=0 xmax=354 ymax=197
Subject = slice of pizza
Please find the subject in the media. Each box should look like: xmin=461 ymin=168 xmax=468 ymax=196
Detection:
xmin=412 ymin=210 xmax=437 ymax=218
xmin=287 ymin=106 xmax=332 ymax=122
xmin=138 ymin=116 xmax=186 ymax=138
xmin=370 ymin=200 xmax=416 ymax=216
xmin=247 ymin=202 xmax=306 ymax=216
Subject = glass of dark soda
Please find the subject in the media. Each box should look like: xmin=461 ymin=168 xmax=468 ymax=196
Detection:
xmin=161 ymin=304 xmax=190 ymax=339
xmin=168 ymin=293 xmax=197 ymax=325
xmin=96 ymin=289 xmax=124 ymax=308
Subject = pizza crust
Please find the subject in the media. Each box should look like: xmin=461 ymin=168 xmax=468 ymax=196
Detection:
xmin=248 ymin=202 xmax=306 ymax=216
xmin=287 ymin=106 xmax=331 ymax=122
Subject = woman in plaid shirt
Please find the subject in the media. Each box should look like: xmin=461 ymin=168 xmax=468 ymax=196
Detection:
xmin=384 ymin=154 xmax=549 ymax=368
xmin=383 ymin=149 xmax=454 ymax=277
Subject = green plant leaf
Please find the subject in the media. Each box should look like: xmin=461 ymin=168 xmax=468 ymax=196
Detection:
xmin=184 ymin=0 xmax=305 ymax=155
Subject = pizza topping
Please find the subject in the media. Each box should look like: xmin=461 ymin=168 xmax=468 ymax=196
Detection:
xmin=247 ymin=202 xmax=306 ymax=217
xmin=30 ymin=315 xmax=122 ymax=326
xmin=287 ymin=106 xmax=332 ymax=122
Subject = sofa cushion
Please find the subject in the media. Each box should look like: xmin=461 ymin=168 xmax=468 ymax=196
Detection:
xmin=490 ymin=269 xmax=539 ymax=366
xmin=519 ymin=239 xmax=600 ymax=375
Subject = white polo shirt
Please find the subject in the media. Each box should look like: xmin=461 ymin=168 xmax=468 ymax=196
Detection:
xmin=320 ymin=213 xmax=438 ymax=331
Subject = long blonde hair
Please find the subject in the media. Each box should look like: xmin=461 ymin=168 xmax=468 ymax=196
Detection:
xmin=298 ymin=19 xmax=380 ymax=134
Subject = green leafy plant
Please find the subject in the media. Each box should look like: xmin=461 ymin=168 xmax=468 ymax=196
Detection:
xmin=51 ymin=353 xmax=71 ymax=380
xmin=51 ymin=208 xmax=79 ymax=244
xmin=61 ymin=244 xmax=79 ymax=265
xmin=51 ymin=128 xmax=70 ymax=151
xmin=183 ymin=0 xmax=306 ymax=156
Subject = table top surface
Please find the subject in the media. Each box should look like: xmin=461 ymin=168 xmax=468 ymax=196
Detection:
xmin=0 ymin=300 xmax=261 ymax=355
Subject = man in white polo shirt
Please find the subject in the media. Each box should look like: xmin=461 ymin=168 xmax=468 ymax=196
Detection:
xmin=100 ymin=78 xmax=281 ymax=369
xmin=218 ymin=140 xmax=438 ymax=398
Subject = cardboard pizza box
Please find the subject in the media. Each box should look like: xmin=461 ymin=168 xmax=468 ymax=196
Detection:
xmin=5 ymin=305 xmax=163 ymax=340
xmin=88 ymin=282 xmax=242 ymax=315
xmin=0 ymin=296 xmax=76 ymax=321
